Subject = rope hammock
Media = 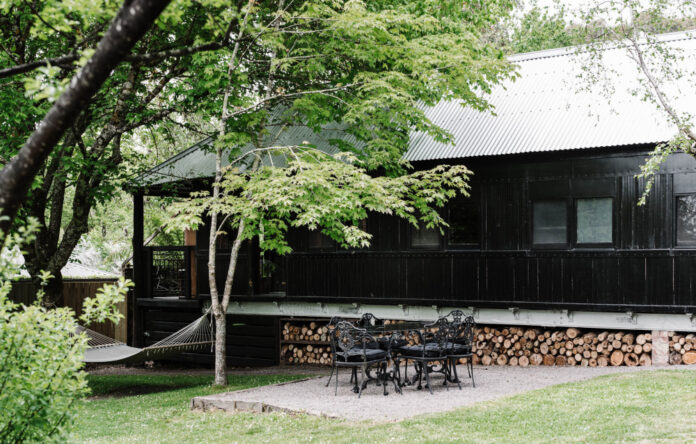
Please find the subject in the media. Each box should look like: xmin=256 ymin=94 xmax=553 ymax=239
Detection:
xmin=79 ymin=310 xmax=214 ymax=364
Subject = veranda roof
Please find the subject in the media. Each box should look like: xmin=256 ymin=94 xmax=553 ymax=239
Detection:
xmin=136 ymin=30 xmax=696 ymax=187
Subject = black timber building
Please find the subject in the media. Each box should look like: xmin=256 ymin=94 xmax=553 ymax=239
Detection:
xmin=131 ymin=32 xmax=696 ymax=366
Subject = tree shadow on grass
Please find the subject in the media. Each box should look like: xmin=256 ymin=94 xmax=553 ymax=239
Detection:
xmin=87 ymin=375 xmax=212 ymax=399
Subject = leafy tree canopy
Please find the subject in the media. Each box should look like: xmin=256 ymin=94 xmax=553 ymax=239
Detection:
xmin=178 ymin=0 xmax=518 ymax=178
xmin=0 ymin=0 xmax=236 ymax=302
xmin=156 ymin=0 xmax=516 ymax=385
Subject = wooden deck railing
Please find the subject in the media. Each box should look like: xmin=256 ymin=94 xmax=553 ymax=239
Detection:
xmin=143 ymin=246 xmax=193 ymax=299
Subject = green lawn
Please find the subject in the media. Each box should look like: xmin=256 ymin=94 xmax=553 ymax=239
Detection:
xmin=72 ymin=370 xmax=696 ymax=444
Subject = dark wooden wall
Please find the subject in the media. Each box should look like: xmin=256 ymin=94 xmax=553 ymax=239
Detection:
xmin=139 ymin=300 xmax=279 ymax=366
xmin=163 ymin=147 xmax=696 ymax=314
xmin=265 ymin=148 xmax=696 ymax=313
xmin=194 ymin=219 xmax=258 ymax=297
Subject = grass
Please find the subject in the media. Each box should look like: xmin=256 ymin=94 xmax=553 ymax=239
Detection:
xmin=71 ymin=370 xmax=696 ymax=443
xmin=71 ymin=374 xmax=309 ymax=444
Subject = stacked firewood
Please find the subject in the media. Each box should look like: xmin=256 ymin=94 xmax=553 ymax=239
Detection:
xmin=279 ymin=319 xmax=654 ymax=367
xmin=281 ymin=321 xmax=330 ymax=343
xmin=668 ymin=332 xmax=696 ymax=365
xmin=281 ymin=321 xmax=330 ymax=365
xmin=282 ymin=343 xmax=332 ymax=365
xmin=471 ymin=327 xmax=652 ymax=367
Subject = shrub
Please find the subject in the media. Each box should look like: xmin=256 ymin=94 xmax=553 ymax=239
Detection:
xmin=0 ymin=220 xmax=128 ymax=442
xmin=0 ymin=296 xmax=90 ymax=442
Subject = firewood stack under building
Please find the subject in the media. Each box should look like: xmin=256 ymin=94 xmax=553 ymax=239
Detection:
xmin=278 ymin=319 xmax=679 ymax=368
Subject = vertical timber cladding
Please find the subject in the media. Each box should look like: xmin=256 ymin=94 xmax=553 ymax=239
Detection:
xmin=141 ymin=302 xmax=279 ymax=366
xmin=9 ymin=279 xmax=124 ymax=340
xmin=194 ymin=219 xmax=258 ymax=297
xmin=280 ymin=149 xmax=696 ymax=313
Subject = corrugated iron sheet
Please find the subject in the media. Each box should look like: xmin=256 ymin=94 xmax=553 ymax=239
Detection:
xmin=406 ymin=31 xmax=696 ymax=161
xmin=137 ymin=31 xmax=696 ymax=185
xmin=136 ymin=114 xmax=349 ymax=186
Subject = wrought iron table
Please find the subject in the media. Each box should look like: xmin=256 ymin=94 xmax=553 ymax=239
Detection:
xmin=361 ymin=321 xmax=435 ymax=394
xmin=330 ymin=318 xmax=467 ymax=395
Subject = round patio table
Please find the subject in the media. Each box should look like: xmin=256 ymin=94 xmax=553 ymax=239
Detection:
xmin=360 ymin=320 xmax=437 ymax=393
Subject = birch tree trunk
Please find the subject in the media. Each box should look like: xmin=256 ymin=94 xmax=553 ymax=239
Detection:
xmin=209 ymin=0 xmax=256 ymax=386
xmin=213 ymin=303 xmax=227 ymax=383
xmin=208 ymin=0 xmax=286 ymax=385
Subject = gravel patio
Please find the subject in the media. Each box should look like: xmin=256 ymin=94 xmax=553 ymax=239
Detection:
xmin=191 ymin=364 xmax=668 ymax=421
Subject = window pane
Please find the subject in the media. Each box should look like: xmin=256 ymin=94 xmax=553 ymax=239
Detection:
xmin=411 ymin=224 xmax=440 ymax=248
xmin=576 ymin=198 xmax=612 ymax=244
xmin=449 ymin=199 xmax=479 ymax=245
xmin=677 ymin=195 xmax=696 ymax=245
xmin=533 ymin=201 xmax=567 ymax=245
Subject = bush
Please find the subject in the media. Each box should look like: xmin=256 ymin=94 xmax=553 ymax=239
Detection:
xmin=0 ymin=295 xmax=89 ymax=442
xmin=0 ymin=220 xmax=128 ymax=442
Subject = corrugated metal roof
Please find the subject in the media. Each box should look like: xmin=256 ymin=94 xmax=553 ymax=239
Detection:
xmin=406 ymin=31 xmax=696 ymax=161
xmin=136 ymin=111 xmax=351 ymax=186
xmin=138 ymin=31 xmax=696 ymax=185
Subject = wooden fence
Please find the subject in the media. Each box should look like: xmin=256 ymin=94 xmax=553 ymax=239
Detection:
xmin=9 ymin=279 xmax=127 ymax=342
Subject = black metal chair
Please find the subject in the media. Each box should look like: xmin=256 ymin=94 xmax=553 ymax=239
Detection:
xmin=325 ymin=316 xmax=348 ymax=388
xmin=443 ymin=309 xmax=466 ymax=324
xmin=331 ymin=321 xmax=390 ymax=397
xmin=355 ymin=313 xmax=383 ymax=328
xmin=446 ymin=315 xmax=476 ymax=389
xmin=326 ymin=315 xmax=383 ymax=389
xmin=395 ymin=317 xmax=450 ymax=394
xmin=356 ymin=313 xmax=395 ymax=352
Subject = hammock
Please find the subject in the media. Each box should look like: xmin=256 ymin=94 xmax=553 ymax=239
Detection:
xmin=79 ymin=311 xmax=213 ymax=364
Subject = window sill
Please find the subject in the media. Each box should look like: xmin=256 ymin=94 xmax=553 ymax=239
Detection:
xmin=447 ymin=243 xmax=481 ymax=250
xmin=531 ymin=244 xmax=569 ymax=250
xmin=571 ymin=246 xmax=616 ymax=251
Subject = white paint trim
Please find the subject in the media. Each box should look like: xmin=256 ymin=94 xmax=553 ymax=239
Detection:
xmin=224 ymin=300 xmax=696 ymax=332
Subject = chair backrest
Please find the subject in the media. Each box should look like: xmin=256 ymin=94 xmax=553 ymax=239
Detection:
xmin=327 ymin=316 xmax=346 ymax=328
xmin=326 ymin=317 xmax=346 ymax=356
xmin=355 ymin=313 xmax=383 ymax=328
xmin=417 ymin=317 xmax=450 ymax=354
xmin=449 ymin=315 xmax=476 ymax=346
xmin=333 ymin=321 xmax=378 ymax=355
xmin=443 ymin=310 xmax=465 ymax=324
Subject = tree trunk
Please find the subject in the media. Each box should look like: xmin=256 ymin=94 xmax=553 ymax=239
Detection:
xmin=213 ymin=308 xmax=227 ymax=385
xmin=204 ymin=0 xmax=256 ymax=387
xmin=39 ymin=271 xmax=64 ymax=307
xmin=0 ymin=0 xmax=172 ymax=236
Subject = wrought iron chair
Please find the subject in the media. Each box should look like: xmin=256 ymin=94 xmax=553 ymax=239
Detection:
xmin=446 ymin=315 xmax=476 ymax=389
xmin=355 ymin=313 xmax=383 ymax=328
xmin=331 ymin=321 xmax=390 ymax=397
xmin=356 ymin=313 xmax=392 ymax=351
xmin=395 ymin=317 xmax=450 ymax=394
xmin=325 ymin=316 xmax=347 ymax=387
xmin=326 ymin=315 xmax=382 ymax=389
xmin=443 ymin=309 xmax=465 ymax=324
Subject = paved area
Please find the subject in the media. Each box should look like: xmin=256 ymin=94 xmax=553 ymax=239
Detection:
xmin=192 ymin=365 xmax=684 ymax=421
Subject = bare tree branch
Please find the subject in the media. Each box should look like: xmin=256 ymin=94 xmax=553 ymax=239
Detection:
xmin=0 ymin=41 xmax=224 ymax=79
xmin=223 ymin=83 xmax=360 ymax=122
xmin=627 ymin=35 xmax=696 ymax=144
